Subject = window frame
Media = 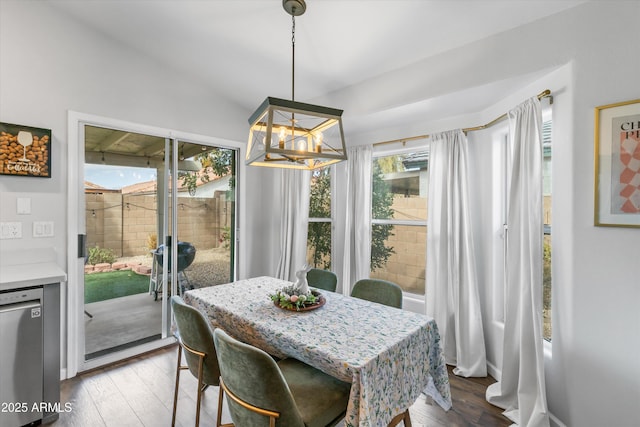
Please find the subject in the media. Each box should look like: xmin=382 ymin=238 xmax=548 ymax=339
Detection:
xmin=307 ymin=165 xmax=335 ymax=270
xmin=541 ymin=107 xmax=553 ymax=343
xmin=371 ymin=145 xmax=429 ymax=297
xmin=494 ymin=106 xmax=553 ymax=342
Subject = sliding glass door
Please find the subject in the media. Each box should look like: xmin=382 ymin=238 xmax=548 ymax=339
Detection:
xmin=80 ymin=124 xmax=237 ymax=368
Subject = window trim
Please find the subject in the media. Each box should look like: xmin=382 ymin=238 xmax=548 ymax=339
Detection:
xmin=307 ymin=166 xmax=335 ymax=270
xmin=495 ymin=105 xmax=553 ymax=343
xmin=370 ymin=148 xmax=429 ymax=296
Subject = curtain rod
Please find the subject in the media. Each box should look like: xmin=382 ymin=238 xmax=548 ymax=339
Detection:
xmin=373 ymin=89 xmax=552 ymax=147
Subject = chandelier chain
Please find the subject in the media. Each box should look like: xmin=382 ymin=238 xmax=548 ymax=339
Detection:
xmin=291 ymin=15 xmax=296 ymax=102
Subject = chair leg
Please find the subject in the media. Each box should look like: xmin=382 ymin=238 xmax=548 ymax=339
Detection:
xmin=216 ymin=381 xmax=224 ymax=427
xmin=195 ymin=356 xmax=205 ymax=427
xmin=388 ymin=409 xmax=412 ymax=427
xmin=403 ymin=409 xmax=412 ymax=427
xmin=171 ymin=347 xmax=182 ymax=427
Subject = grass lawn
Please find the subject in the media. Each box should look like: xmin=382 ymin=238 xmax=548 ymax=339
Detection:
xmin=85 ymin=270 xmax=150 ymax=304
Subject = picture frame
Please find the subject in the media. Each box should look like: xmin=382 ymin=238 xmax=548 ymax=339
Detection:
xmin=0 ymin=122 xmax=51 ymax=178
xmin=594 ymin=99 xmax=640 ymax=228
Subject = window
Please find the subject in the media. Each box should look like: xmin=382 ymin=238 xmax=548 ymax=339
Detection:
xmin=370 ymin=151 xmax=428 ymax=295
xmin=542 ymin=116 xmax=552 ymax=342
xmin=307 ymin=166 xmax=332 ymax=269
xmin=496 ymin=115 xmax=553 ymax=341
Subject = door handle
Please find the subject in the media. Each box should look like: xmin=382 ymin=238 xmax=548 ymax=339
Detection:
xmin=78 ymin=234 xmax=87 ymax=259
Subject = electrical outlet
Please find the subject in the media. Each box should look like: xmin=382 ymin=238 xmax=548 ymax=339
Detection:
xmin=0 ymin=222 xmax=22 ymax=239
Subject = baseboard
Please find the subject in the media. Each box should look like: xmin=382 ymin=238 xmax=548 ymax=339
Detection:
xmin=549 ymin=411 xmax=567 ymax=427
xmin=486 ymin=360 xmax=501 ymax=381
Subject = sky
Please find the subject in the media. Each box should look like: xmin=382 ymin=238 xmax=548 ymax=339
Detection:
xmin=85 ymin=164 xmax=157 ymax=190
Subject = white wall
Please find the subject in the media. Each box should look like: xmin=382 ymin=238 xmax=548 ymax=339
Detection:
xmin=242 ymin=165 xmax=282 ymax=278
xmin=335 ymin=2 xmax=640 ymax=426
xmin=0 ymin=0 xmax=253 ymax=264
xmin=0 ymin=192 xmax=67 ymax=262
xmin=467 ymin=65 xmax=575 ymax=426
xmin=560 ymin=4 xmax=639 ymax=426
xmin=2 ymin=1 xmax=639 ymax=426
xmin=465 ymin=4 xmax=640 ymax=426
xmin=0 ymin=0 xmax=275 ymax=372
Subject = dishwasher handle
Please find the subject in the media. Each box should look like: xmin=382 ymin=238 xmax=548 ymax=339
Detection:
xmin=0 ymin=300 xmax=42 ymax=314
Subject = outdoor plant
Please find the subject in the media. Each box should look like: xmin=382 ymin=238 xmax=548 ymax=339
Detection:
xmin=88 ymin=245 xmax=117 ymax=265
xmin=219 ymin=226 xmax=231 ymax=249
xmin=543 ymin=239 xmax=552 ymax=311
xmin=146 ymin=233 xmax=157 ymax=252
xmin=306 ymin=162 xmax=395 ymax=271
xmin=370 ymin=160 xmax=396 ymax=271
xmin=308 ymin=167 xmax=332 ymax=269
xmin=180 ymin=172 xmax=199 ymax=196
xmin=543 ymin=238 xmax=552 ymax=339
xmin=178 ymin=148 xmax=235 ymax=197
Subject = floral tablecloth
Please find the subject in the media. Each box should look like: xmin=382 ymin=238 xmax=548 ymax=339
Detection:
xmin=183 ymin=276 xmax=451 ymax=426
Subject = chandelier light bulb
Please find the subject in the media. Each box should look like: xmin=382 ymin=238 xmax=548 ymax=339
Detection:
xmin=314 ymin=132 xmax=323 ymax=153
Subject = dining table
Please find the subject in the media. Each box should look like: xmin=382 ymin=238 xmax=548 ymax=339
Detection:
xmin=182 ymin=276 xmax=452 ymax=427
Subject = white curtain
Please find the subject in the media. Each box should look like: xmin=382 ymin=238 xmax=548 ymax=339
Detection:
xmin=275 ymin=169 xmax=311 ymax=282
xmin=341 ymin=145 xmax=372 ymax=294
xmin=486 ymin=97 xmax=550 ymax=427
xmin=426 ymin=129 xmax=487 ymax=377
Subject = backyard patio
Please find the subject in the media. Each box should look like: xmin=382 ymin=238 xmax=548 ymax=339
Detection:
xmin=84 ymin=247 xmax=231 ymax=358
xmin=85 ymin=247 xmax=231 ymax=291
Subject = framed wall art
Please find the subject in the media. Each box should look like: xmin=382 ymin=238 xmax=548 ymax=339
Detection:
xmin=0 ymin=122 xmax=51 ymax=178
xmin=594 ymin=98 xmax=640 ymax=228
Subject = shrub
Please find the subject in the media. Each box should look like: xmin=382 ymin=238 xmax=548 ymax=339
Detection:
xmin=88 ymin=245 xmax=117 ymax=265
xmin=219 ymin=226 xmax=231 ymax=249
xmin=146 ymin=233 xmax=158 ymax=251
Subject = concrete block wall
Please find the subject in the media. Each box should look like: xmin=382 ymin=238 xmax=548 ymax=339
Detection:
xmin=371 ymin=195 xmax=427 ymax=294
xmin=123 ymin=193 xmax=157 ymax=256
xmin=86 ymin=192 xmax=124 ymax=256
xmin=371 ymin=195 xmax=551 ymax=295
xmin=85 ymin=192 xmax=233 ymax=259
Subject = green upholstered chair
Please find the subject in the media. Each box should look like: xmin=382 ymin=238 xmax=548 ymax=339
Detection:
xmin=213 ymin=328 xmax=350 ymax=427
xmin=351 ymin=279 xmax=403 ymax=309
xmin=306 ymin=268 xmax=338 ymax=292
xmin=170 ymin=296 xmax=222 ymax=427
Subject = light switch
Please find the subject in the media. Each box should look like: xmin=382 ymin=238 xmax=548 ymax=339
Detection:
xmin=17 ymin=197 xmax=31 ymax=214
xmin=33 ymin=221 xmax=54 ymax=237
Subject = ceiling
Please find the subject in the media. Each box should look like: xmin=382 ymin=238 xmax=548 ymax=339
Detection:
xmin=48 ymin=0 xmax=586 ymax=144
xmin=83 ymin=125 xmax=210 ymax=167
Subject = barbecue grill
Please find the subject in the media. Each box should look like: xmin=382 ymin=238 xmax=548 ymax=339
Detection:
xmin=149 ymin=241 xmax=196 ymax=300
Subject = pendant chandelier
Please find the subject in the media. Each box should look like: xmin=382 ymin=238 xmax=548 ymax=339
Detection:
xmin=246 ymin=0 xmax=347 ymax=170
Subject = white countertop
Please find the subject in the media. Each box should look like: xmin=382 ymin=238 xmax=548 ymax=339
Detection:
xmin=0 ymin=248 xmax=67 ymax=291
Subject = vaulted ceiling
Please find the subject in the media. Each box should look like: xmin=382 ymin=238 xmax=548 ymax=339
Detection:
xmin=49 ymin=0 xmax=586 ymax=144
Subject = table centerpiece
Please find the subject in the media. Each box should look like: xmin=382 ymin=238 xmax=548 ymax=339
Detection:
xmin=270 ymin=264 xmax=325 ymax=311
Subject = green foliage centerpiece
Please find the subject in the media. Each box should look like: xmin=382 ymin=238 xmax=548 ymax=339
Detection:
xmin=270 ymin=264 xmax=324 ymax=311
xmin=270 ymin=285 xmax=321 ymax=311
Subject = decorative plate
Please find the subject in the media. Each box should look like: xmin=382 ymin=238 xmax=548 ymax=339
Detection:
xmin=270 ymin=287 xmax=325 ymax=312
xmin=274 ymin=295 xmax=326 ymax=312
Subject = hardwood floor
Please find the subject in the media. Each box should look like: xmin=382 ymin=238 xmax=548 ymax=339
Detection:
xmin=53 ymin=345 xmax=509 ymax=427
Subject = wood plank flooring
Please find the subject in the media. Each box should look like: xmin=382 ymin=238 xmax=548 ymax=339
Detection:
xmin=52 ymin=345 xmax=510 ymax=427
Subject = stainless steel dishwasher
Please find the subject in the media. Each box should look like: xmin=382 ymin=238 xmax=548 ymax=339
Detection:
xmin=0 ymin=287 xmax=44 ymax=427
